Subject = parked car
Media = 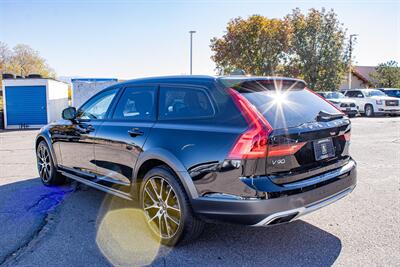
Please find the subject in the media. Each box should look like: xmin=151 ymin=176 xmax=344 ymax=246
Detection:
xmin=35 ymin=76 xmax=357 ymax=246
xmin=377 ymin=88 xmax=400 ymax=99
xmin=342 ymin=89 xmax=400 ymax=117
xmin=317 ymin=91 xmax=358 ymax=117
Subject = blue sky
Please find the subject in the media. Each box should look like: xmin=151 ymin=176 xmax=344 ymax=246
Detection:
xmin=1 ymin=0 xmax=399 ymax=79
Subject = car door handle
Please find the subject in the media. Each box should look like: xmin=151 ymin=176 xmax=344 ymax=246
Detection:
xmin=86 ymin=125 xmax=95 ymax=133
xmin=128 ymin=128 xmax=144 ymax=137
xmin=79 ymin=124 xmax=95 ymax=133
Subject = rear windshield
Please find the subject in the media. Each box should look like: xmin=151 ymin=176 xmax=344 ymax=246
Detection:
xmin=326 ymin=92 xmax=345 ymax=99
xmin=226 ymin=79 xmax=341 ymax=130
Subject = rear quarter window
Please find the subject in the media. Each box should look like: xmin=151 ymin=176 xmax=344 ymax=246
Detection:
xmin=158 ymin=86 xmax=215 ymax=120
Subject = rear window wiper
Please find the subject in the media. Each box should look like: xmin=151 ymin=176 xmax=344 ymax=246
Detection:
xmin=315 ymin=110 xmax=344 ymax=122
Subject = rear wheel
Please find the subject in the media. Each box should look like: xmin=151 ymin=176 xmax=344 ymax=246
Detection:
xmin=140 ymin=166 xmax=204 ymax=246
xmin=365 ymin=104 xmax=374 ymax=117
xmin=36 ymin=141 xmax=66 ymax=185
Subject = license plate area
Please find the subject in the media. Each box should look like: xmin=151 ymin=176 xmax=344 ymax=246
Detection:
xmin=313 ymin=138 xmax=335 ymax=161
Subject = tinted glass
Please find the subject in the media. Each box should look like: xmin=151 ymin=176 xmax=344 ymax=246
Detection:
xmin=326 ymin=92 xmax=345 ymax=99
xmin=77 ymin=88 xmax=118 ymax=120
xmin=229 ymin=80 xmax=340 ymax=130
xmin=345 ymin=91 xmax=362 ymax=97
xmin=385 ymin=90 xmax=400 ymax=97
xmin=364 ymin=90 xmax=386 ymax=97
xmin=112 ymin=86 xmax=156 ymax=120
xmin=159 ymin=86 xmax=214 ymax=119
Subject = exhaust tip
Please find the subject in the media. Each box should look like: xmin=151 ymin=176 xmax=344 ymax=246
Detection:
xmin=267 ymin=212 xmax=299 ymax=225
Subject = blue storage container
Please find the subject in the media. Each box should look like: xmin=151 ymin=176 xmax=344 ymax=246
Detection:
xmin=5 ymin=86 xmax=47 ymax=126
xmin=2 ymin=78 xmax=69 ymax=129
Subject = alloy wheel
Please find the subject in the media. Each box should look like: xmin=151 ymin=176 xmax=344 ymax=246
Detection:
xmin=366 ymin=106 xmax=372 ymax=117
xmin=37 ymin=145 xmax=51 ymax=182
xmin=142 ymin=176 xmax=181 ymax=239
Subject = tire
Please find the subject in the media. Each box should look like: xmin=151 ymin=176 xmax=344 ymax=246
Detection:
xmin=36 ymin=141 xmax=66 ymax=185
xmin=365 ymin=104 xmax=374 ymax=117
xmin=140 ymin=166 xmax=204 ymax=246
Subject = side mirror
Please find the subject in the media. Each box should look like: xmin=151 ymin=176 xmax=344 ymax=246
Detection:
xmin=62 ymin=107 xmax=77 ymax=120
xmin=357 ymin=94 xmax=363 ymax=98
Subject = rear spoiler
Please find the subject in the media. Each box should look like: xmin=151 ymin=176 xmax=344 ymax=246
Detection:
xmin=219 ymin=77 xmax=307 ymax=92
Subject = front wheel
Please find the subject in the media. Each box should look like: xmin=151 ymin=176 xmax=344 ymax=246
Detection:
xmin=36 ymin=141 xmax=66 ymax=185
xmin=140 ymin=166 xmax=204 ymax=246
xmin=365 ymin=104 xmax=374 ymax=117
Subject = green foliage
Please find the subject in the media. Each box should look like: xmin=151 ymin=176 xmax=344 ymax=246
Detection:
xmin=210 ymin=9 xmax=348 ymax=91
xmin=210 ymin=15 xmax=290 ymax=76
xmin=285 ymin=8 xmax=347 ymax=91
xmin=370 ymin=60 xmax=400 ymax=88
xmin=0 ymin=41 xmax=55 ymax=78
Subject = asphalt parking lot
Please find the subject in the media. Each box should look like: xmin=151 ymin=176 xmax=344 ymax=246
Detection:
xmin=0 ymin=117 xmax=399 ymax=267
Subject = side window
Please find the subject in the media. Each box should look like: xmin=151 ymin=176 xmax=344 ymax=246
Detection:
xmin=354 ymin=90 xmax=364 ymax=97
xmin=77 ymin=88 xmax=118 ymax=120
xmin=346 ymin=91 xmax=357 ymax=98
xmin=112 ymin=86 xmax=156 ymax=120
xmin=159 ymin=86 xmax=214 ymax=120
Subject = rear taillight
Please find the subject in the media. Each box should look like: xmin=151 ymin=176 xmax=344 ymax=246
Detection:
xmin=227 ymin=88 xmax=272 ymax=159
xmin=267 ymin=142 xmax=306 ymax=157
xmin=340 ymin=131 xmax=351 ymax=141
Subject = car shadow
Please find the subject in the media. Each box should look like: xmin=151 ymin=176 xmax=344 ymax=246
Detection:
xmin=0 ymin=178 xmax=342 ymax=266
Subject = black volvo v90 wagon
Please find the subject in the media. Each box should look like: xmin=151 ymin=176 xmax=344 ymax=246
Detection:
xmin=35 ymin=76 xmax=357 ymax=246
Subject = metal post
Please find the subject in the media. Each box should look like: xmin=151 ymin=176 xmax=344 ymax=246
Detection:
xmin=348 ymin=34 xmax=358 ymax=89
xmin=189 ymin=31 xmax=196 ymax=75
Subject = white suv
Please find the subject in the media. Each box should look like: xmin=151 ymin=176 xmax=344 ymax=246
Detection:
xmin=317 ymin=91 xmax=358 ymax=117
xmin=342 ymin=89 xmax=400 ymax=117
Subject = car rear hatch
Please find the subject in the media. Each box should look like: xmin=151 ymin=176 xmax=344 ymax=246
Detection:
xmin=220 ymin=77 xmax=352 ymax=187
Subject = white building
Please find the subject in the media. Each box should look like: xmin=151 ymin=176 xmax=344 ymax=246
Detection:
xmin=71 ymin=78 xmax=118 ymax=108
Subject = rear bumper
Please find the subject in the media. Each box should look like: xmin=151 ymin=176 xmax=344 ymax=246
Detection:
xmin=192 ymin=160 xmax=357 ymax=225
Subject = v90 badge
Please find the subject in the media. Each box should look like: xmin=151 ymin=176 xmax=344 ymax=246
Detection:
xmin=272 ymin=158 xmax=286 ymax=165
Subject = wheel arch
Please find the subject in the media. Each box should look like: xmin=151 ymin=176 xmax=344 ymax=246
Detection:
xmin=35 ymin=132 xmax=59 ymax=166
xmin=132 ymin=148 xmax=199 ymax=201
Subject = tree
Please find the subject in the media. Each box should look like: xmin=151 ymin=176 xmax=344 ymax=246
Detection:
xmin=0 ymin=41 xmax=11 ymax=75
xmin=285 ymin=8 xmax=347 ymax=91
xmin=7 ymin=44 xmax=55 ymax=77
xmin=210 ymin=9 xmax=349 ymax=91
xmin=370 ymin=60 xmax=400 ymax=88
xmin=210 ymin=15 xmax=290 ymax=76
xmin=0 ymin=42 xmax=55 ymax=78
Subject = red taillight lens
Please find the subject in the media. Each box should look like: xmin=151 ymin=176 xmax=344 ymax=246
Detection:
xmin=340 ymin=131 xmax=351 ymax=141
xmin=267 ymin=142 xmax=306 ymax=157
xmin=227 ymin=88 xmax=272 ymax=159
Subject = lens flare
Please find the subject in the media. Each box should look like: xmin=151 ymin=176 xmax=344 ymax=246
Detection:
xmin=96 ymin=192 xmax=170 ymax=266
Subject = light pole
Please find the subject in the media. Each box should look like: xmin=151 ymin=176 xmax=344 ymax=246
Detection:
xmin=348 ymin=34 xmax=358 ymax=89
xmin=189 ymin=30 xmax=196 ymax=75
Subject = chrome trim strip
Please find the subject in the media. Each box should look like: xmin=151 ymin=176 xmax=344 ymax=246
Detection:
xmin=282 ymin=160 xmax=355 ymax=189
xmin=61 ymin=171 xmax=133 ymax=201
xmin=253 ymin=185 xmax=355 ymax=227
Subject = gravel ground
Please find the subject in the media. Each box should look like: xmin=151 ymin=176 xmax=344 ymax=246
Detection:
xmin=0 ymin=117 xmax=399 ymax=266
